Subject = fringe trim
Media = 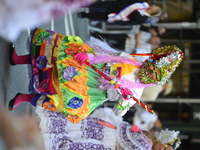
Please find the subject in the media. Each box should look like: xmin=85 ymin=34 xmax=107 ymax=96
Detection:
xmin=26 ymin=27 xmax=37 ymax=52
xmin=27 ymin=28 xmax=38 ymax=93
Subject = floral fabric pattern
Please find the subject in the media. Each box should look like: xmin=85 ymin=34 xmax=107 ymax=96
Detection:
xmin=42 ymin=102 xmax=57 ymax=112
xmin=36 ymin=32 xmax=51 ymax=44
xmin=68 ymin=97 xmax=83 ymax=109
xmin=67 ymin=114 xmax=82 ymax=124
xmin=63 ymin=66 xmax=78 ymax=81
xmin=82 ymin=117 xmax=105 ymax=141
xmin=38 ymin=78 xmax=56 ymax=94
xmin=36 ymin=108 xmax=112 ymax=150
xmin=36 ymin=56 xmax=48 ymax=70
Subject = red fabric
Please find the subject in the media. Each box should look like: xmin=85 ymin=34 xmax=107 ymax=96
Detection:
xmin=12 ymin=49 xmax=30 ymax=64
xmin=14 ymin=94 xmax=34 ymax=107
xmin=98 ymin=120 xmax=116 ymax=129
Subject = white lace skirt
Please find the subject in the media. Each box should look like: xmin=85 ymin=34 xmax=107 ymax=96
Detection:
xmin=36 ymin=107 xmax=118 ymax=150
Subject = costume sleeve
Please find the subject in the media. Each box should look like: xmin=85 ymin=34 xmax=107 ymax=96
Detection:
xmin=107 ymin=89 xmax=121 ymax=101
xmin=107 ymin=88 xmax=137 ymax=117
xmin=113 ymin=93 xmax=137 ymax=117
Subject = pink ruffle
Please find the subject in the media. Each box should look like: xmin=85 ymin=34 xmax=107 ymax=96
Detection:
xmin=90 ymin=55 xmax=144 ymax=67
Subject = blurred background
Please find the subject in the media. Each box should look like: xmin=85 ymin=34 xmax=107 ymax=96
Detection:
xmin=83 ymin=0 xmax=200 ymax=149
xmin=0 ymin=0 xmax=200 ymax=150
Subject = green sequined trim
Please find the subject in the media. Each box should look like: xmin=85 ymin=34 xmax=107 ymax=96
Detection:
xmin=116 ymin=102 xmax=129 ymax=110
xmin=36 ymin=31 xmax=51 ymax=45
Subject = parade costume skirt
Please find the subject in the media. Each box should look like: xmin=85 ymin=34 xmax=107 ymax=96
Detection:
xmin=36 ymin=107 xmax=152 ymax=150
xmin=28 ymin=28 xmax=107 ymax=123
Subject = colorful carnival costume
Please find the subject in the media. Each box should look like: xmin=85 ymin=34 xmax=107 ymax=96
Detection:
xmin=36 ymin=106 xmax=181 ymax=150
xmin=9 ymin=28 xmax=184 ymax=124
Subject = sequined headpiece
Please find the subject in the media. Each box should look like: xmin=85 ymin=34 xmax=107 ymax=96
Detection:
xmin=138 ymin=45 xmax=184 ymax=85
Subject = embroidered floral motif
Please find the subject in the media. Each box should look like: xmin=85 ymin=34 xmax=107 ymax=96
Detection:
xmin=82 ymin=117 xmax=105 ymax=140
xmin=63 ymin=66 xmax=78 ymax=81
xmin=36 ymin=56 xmax=48 ymax=70
xmin=38 ymin=109 xmax=111 ymax=150
xmin=68 ymin=35 xmax=83 ymax=44
xmin=52 ymin=136 xmax=111 ymax=150
xmin=42 ymin=102 xmax=56 ymax=112
xmin=38 ymin=78 xmax=56 ymax=94
xmin=48 ymin=118 xmax=67 ymax=133
xmin=52 ymin=117 xmax=111 ymax=150
xmin=68 ymin=97 xmax=83 ymax=109
xmin=69 ymin=142 xmax=111 ymax=150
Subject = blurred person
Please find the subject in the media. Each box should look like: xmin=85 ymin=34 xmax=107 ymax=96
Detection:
xmin=36 ymin=106 xmax=181 ymax=150
xmin=135 ymin=32 xmax=161 ymax=51
xmin=133 ymin=102 xmax=158 ymax=131
xmin=78 ymin=1 xmax=162 ymax=25
xmin=150 ymin=118 xmax=164 ymax=135
xmin=140 ymin=25 xmax=166 ymax=36
xmin=140 ymin=79 xmax=173 ymax=102
xmin=89 ymin=25 xmax=164 ymax=52
xmin=0 ymin=107 xmax=45 ymax=150
xmin=146 ymin=11 xmax=169 ymax=26
xmin=152 ymin=141 xmax=174 ymax=150
xmin=0 ymin=0 xmax=96 ymax=41
xmin=126 ymin=31 xmax=161 ymax=61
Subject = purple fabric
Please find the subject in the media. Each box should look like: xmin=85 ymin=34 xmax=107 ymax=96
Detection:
xmin=83 ymin=118 xmax=104 ymax=140
xmin=40 ymin=110 xmax=111 ymax=150
xmin=46 ymin=30 xmax=56 ymax=44
xmin=117 ymin=122 xmax=152 ymax=150
xmin=92 ymin=45 xmax=118 ymax=55
xmin=52 ymin=138 xmax=111 ymax=150
xmin=63 ymin=66 xmax=78 ymax=81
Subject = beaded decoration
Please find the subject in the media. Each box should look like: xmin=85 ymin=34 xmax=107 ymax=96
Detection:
xmin=138 ymin=45 xmax=184 ymax=85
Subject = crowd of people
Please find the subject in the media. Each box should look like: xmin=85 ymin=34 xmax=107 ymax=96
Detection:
xmin=0 ymin=0 xmax=184 ymax=150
